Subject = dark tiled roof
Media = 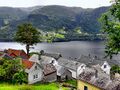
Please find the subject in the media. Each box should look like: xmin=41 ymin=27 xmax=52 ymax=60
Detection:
xmin=43 ymin=63 xmax=56 ymax=76
xmin=78 ymin=67 xmax=120 ymax=90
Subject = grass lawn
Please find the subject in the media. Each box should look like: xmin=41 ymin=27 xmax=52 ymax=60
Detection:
xmin=0 ymin=82 xmax=69 ymax=90
xmin=65 ymin=80 xmax=77 ymax=87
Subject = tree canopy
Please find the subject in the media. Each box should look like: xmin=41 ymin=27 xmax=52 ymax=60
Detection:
xmin=0 ymin=58 xmax=27 ymax=84
xmin=100 ymin=0 xmax=120 ymax=58
xmin=14 ymin=23 xmax=40 ymax=55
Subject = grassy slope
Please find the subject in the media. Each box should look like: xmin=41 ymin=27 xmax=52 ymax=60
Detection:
xmin=0 ymin=83 xmax=68 ymax=90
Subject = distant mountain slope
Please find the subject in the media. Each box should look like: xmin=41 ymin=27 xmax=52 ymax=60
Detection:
xmin=0 ymin=5 xmax=110 ymax=41
xmin=25 ymin=5 xmax=109 ymax=32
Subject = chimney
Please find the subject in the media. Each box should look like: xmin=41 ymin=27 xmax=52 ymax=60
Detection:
xmin=88 ymin=54 xmax=91 ymax=57
xmin=40 ymin=50 xmax=44 ymax=55
xmin=95 ymin=69 xmax=98 ymax=78
xmin=94 ymin=56 xmax=97 ymax=59
xmin=38 ymin=53 xmax=41 ymax=60
xmin=38 ymin=50 xmax=44 ymax=60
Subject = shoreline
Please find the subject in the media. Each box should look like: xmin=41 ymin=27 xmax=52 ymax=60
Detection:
xmin=0 ymin=39 xmax=105 ymax=43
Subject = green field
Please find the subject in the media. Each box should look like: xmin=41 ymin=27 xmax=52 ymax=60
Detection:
xmin=0 ymin=83 xmax=69 ymax=90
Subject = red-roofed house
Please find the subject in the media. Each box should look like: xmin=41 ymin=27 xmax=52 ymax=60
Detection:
xmin=6 ymin=49 xmax=29 ymax=59
xmin=22 ymin=60 xmax=43 ymax=84
xmin=22 ymin=60 xmax=35 ymax=69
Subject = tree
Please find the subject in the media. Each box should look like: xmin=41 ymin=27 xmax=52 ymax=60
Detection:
xmin=99 ymin=0 xmax=120 ymax=58
xmin=14 ymin=23 xmax=40 ymax=55
xmin=110 ymin=65 xmax=120 ymax=74
xmin=12 ymin=70 xmax=27 ymax=84
xmin=0 ymin=58 xmax=24 ymax=82
xmin=42 ymin=32 xmax=64 ymax=43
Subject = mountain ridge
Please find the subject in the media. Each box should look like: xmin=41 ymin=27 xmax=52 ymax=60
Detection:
xmin=0 ymin=5 xmax=110 ymax=41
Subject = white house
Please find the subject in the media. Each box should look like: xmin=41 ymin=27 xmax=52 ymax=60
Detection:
xmin=25 ymin=54 xmax=58 ymax=84
xmin=57 ymin=57 xmax=86 ymax=79
xmin=78 ymin=55 xmax=112 ymax=75
xmin=100 ymin=61 xmax=111 ymax=74
xmin=22 ymin=60 xmax=43 ymax=84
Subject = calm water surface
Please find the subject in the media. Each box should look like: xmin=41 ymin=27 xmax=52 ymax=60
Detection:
xmin=0 ymin=41 xmax=105 ymax=58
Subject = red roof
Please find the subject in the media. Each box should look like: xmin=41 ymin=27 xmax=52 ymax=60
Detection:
xmin=7 ymin=49 xmax=21 ymax=56
xmin=22 ymin=60 xmax=34 ymax=69
xmin=9 ymin=53 xmax=17 ymax=58
xmin=7 ymin=49 xmax=29 ymax=59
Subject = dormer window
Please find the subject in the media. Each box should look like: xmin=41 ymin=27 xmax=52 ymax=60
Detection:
xmin=81 ymin=65 xmax=84 ymax=68
xmin=51 ymin=60 xmax=54 ymax=64
xmin=104 ymin=65 xmax=107 ymax=68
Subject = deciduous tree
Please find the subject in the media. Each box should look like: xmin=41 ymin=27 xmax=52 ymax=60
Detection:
xmin=100 ymin=0 xmax=120 ymax=58
xmin=14 ymin=23 xmax=40 ymax=55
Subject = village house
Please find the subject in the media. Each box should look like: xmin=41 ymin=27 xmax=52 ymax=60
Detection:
xmin=23 ymin=54 xmax=57 ymax=84
xmin=57 ymin=57 xmax=86 ymax=79
xmin=22 ymin=60 xmax=43 ymax=84
xmin=77 ymin=66 xmax=120 ymax=90
xmin=22 ymin=59 xmax=57 ymax=84
xmin=29 ymin=54 xmax=58 ymax=66
xmin=43 ymin=63 xmax=57 ymax=82
xmin=5 ymin=48 xmax=29 ymax=59
xmin=77 ymin=55 xmax=120 ymax=75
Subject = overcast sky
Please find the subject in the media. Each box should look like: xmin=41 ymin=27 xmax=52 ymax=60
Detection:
xmin=0 ymin=0 xmax=111 ymax=8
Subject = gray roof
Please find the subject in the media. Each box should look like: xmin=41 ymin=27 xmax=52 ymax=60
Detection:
xmin=0 ymin=53 xmax=13 ymax=59
xmin=77 ymin=55 xmax=120 ymax=67
xmin=58 ymin=57 xmax=84 ymax=71
xmin=29 ymin=54 xmax=39 ymax=63
xmin=78 ymin=66 xmax=120 ymax=90
xmin=29 ymin=54 xmax=54 ymax=64
xmin=77 ymin=55 xmax=104 ymax=66
xmin=43 ymin=52 xmax=62 ymax=60
xmin=56 ymin=65 xmax=66 ymax=76
xmin=41 ymin=55 xmax=55 ymax=65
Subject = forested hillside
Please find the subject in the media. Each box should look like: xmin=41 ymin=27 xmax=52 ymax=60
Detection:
xmin=0 ymin=5 xmax=110 ymax=41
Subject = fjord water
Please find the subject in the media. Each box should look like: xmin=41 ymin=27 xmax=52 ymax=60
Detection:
xmin=0 ymin=41 xmax=105 ymax=59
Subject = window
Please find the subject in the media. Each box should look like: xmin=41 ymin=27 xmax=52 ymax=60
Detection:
xmin=84 ymin=86 xmax=88 ymax=90
xmin=104 ymin=65 xmax=107 ymax=68
xmin=33 ymin=74 xmax=38 ymax=80
xmin=81 ymin=65 xmax=84 ymax=68
xmin=35 ymin=66 xmax=37 ymax=70
xmin=51 ymin=60 xmax=55 ymax=64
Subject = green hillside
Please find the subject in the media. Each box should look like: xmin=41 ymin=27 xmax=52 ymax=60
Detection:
xmin=0 ymin=5 xmax=110 ymax=41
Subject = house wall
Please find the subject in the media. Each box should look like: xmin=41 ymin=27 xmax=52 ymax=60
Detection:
xmin=101 ymin=61 xmax=111 ymax=75
xmin=66 ymin=69 xmax=72 ymax=79
xmin=68 ymin=64 xmax=86 ymax=79
xmin=69 ymin=69 xmax=76 ymax=78
xmin=77 ymin=64 xmax=86 ymax=77
xmin=43 ymin=72 xmax=57 ymax=82
xmin=77 ymin=80 xmax=101 ymax=90
xmin=27 ymin=64 xmax=43 ymax=84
